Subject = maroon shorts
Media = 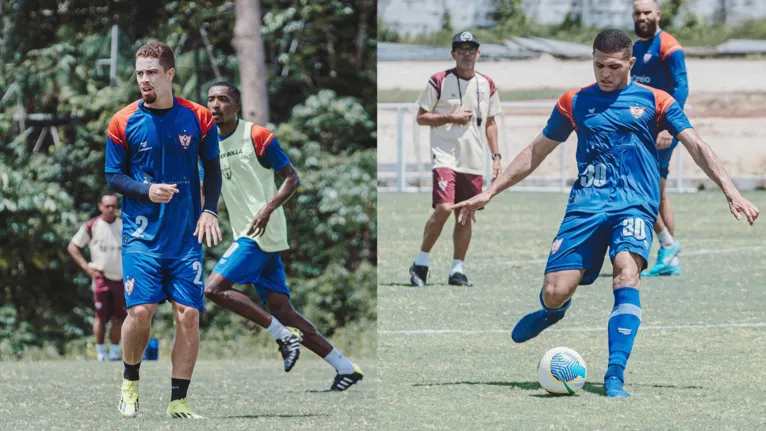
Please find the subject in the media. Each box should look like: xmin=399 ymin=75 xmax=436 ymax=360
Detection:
xmin=93 ymin=277 xmax=127 ymax=320
xmin=432 ymin=167 xmax=484 ymax=208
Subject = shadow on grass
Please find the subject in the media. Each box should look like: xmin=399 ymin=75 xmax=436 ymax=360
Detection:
xmin=221 ymin=413 xmax=330 ymax=419
xmin=378 ymin=283 xmax=452 ymax=287
xmin=413 ymin=380 xmax=702 ymax=396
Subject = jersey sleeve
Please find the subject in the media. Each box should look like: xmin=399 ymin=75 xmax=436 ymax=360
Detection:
xmin=416 ymin=74 xmax=441 ymax=112
xmin=70 ymin=223 xmax=91 ymax=248
xmin=665 ymin=50 xmax=689 ymax=109
xmin=542 ymin=91 xmax=577 ymax=142
xmin=487 ymin=78 xmax=501 ymax=117
xmin=262 ymin=138 xmax=291 ymax=171
xmin=105 ymin=115 xmax=129 ymax=174
xmin=199 ymin=122 xmax=219 ymax=162
xmin=655 ymin=91 xmax=692 ymax=137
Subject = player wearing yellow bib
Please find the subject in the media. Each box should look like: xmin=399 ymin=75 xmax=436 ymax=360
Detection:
xmin=203 ymin=82 xmax=363 ymax=391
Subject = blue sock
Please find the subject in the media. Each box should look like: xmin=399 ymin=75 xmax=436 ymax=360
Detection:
xmin=606 ymin=287 xmax=642 ymax=383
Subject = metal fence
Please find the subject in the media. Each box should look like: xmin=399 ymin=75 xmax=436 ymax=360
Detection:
xmin=377 ymin=102 xmax=687 ymax=193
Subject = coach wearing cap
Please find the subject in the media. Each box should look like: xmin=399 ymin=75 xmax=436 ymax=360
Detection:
xmin=408 ymin=31 xmax=502 ymax=288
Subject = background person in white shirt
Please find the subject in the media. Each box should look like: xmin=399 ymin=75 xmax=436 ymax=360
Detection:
xmin=409 ymin=31 xmax=502 ymax=288
xmin=67 ymin=192 xmax=125 ymax=361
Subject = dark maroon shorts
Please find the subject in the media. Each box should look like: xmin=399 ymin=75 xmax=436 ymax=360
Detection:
xmin=94 ymin=277 xmax=127 ymax=320
xmin=432 ymin=167 xmax=484 ymax=208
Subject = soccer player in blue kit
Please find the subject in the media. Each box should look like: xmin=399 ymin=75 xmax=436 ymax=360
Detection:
xmin=631 ymin=0 xmax=689 ymax=276
xmin=453 ymin=29 xmax=759 ymax=398
xmin=105 ymin=42 xmax=223 ymax=419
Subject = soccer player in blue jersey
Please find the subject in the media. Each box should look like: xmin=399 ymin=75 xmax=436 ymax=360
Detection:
xmin=105 ymin=42 xmax=222 ymax=419
xmin=631 ymin=0 xmax=689 ymax=276
xmin=453 ymin=29 xmax=759 ymax=398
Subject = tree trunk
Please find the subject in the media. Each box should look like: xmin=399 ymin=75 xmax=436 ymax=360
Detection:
xmin=233 ymin=0 xmax=269 ymax=124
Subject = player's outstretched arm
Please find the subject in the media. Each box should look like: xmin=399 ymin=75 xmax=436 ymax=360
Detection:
xmin=247 ymin=164 xmax=300 ymax=237
xmin=195 ymin=157 xmax=223 ymax=246
xmin=677 ymin=128 xmax=759 ymax=225
xmin=452 ymin=133 xmax=561 ymax=225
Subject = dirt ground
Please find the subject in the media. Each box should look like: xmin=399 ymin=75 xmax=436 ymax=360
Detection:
xmin=377 ymin=57 xmax=766 ymax=185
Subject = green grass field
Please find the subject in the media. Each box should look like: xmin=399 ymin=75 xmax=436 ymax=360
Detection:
xmin=378 ymin=191 xmax=766 ymax=430
xmin=0 ymin=358 xmax=376 ymax=430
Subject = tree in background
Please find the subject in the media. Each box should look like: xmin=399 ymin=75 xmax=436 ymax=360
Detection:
xmin=0 ymin=0 xmax=376 ymax=357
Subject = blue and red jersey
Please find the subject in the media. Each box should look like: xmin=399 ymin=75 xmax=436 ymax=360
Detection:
xmin=105 ymin=98 xmax=219 ymax=258
xmin=631 ymin=30 xmax=688 ymax=108
xmin=543 ymin=82 xmax=692 ymax=216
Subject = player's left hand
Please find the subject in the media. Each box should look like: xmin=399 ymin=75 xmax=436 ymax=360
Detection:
xmin=728 ymin=194 xmax=760 ymax=225
xmin=492 ymin=159 xmax=502 ymax=182
xmin=194 ymin=211 xmax=223 ymax=247
xmin=656 ymin=130 xmax=673 ymax=150
xmin=451 ymin=191 xmax=492 ymax=225
xmin=247 ymin=206 xmax=272 ymax=237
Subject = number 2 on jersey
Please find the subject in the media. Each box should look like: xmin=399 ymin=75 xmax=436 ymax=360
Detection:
xmin=580 ymin=163 xmax=606 ymax=188
xmin=131 ymin=216 xmax=149 ymax=237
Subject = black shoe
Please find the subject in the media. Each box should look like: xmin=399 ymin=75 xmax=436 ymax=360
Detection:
xmin=276 ymin=332 xmax=301 ymax=372
xmin=448 ymin=272 xmax=473 ymax=287
xmin=331 ymin=364 xmax=364 ymax=391
xmin=409 ymin=264 xmax=428 ymax=287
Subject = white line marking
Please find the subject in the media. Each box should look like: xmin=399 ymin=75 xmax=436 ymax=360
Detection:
xmin=380 ymin=322 xmax=766 ymax=336
xmin=505 ymin=245 xmax=766 ymax=266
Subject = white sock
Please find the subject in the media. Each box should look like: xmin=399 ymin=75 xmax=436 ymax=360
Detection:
xmin=450 ymin=259 xmax=464 ymax=275
xmin=109 ymin=344 xmax=121 ymax=359
xmin=266 ymin=317 xmax=294 ymax=340
xmin=414 ymin=251 xmax=429 ymax=267
xmin=658 ymin=228 xmax=675 ymax=249
xmin=323 ymin=347 xmax=355 ymax=374
xmin=96 ymin=344 xmax=106 ymax=358
xmin=670 ymin=256 xmax=680 ymax=266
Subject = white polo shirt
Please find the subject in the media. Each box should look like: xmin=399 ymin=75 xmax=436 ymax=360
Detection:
xmin=416 ymin=68 xmax=502 ymax=175
xmin=71 ymin=216 xmax=123 ymax=282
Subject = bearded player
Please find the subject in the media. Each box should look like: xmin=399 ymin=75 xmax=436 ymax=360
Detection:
xmin=454 ymin=29 xmax=758 ymax=398
xmin=106 ymin=42 xmax=222 ymax=419
xmin=631 ymin=0 xmax=689 ymax=276
xmin=203 ymin=82 xmax=363 ymax=391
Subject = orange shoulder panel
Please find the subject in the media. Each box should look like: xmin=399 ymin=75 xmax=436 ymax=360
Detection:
xmin=107 ymin=100 xmax=140 ymax=147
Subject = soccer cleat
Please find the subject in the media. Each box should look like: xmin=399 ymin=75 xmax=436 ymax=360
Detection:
xmin=118 ymin=379 xmax=139 ymax=418
xmin=604 ymin=376 xmax=631 ymax=398
xmin=642 ymin=240 xmax=681 ymax=277
xmin=331 ymin=364 xmax=364 ymax=391
xmin=511 ymin=309 xmax=565 ymax=343
xmin=98 ymin=353 xmax=106 ymax=361
xmin=276 ymin=331 xmax=301 ymax=372
xmin=448 ymin=272 xmax=473 ymax=287
xmin=108 ymin=349 xmax=121 ymax=362
xmin=167 ymin=398 xmax=205 ymax=419
xmin=409 ymin=264 xmax=428 ymax=287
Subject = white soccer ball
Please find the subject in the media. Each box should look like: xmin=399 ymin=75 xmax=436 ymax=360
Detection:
xmin=537 ymin=346 xmax=587 ymax=395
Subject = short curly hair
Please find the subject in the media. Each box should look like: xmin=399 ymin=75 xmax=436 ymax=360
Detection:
xmin=135 ymin=42 xmax=175 ymax=71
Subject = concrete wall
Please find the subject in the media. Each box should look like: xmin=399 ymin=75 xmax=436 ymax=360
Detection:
xmin=379 ymin=0 xmax=766 ymax=36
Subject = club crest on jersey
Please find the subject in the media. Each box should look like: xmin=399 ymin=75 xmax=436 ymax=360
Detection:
xmin=124 ymin=277 xmax=135 ymax=296
xmin=551 ymin=237 xmax=563 ymax=255
xmin=438 ymin=180 xmax=448 ymax=191
xmin=643 ymin=53 xmax=652 ymax=63
xmin=178 ymin=133 xmax=192 ymax=150
xmin=223 ymin=166 xmax=232 ymax=180
xmin=629 ymin=106 xmax=645 ymax=119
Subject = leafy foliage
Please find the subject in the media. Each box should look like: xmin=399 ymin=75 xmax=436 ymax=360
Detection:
xmin=0 ymin=0 xmax=376 ymax=356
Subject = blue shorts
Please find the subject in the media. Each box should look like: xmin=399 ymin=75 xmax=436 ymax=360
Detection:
xmin=545 ymin=209 xmax=656 ymax=285
xmin=658 ymin=138 xmax=679 ymax=179
xmin=122 ymin=249 xmax=206 ymax=311
xmin=213 ymin=237 xmax=290 ymax=303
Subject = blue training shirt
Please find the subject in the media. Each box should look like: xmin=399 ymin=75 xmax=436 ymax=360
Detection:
xmin=543 ymin=81 xmax=692 ymax=216
xmin=631 ymin=30 xmax=688 ymax=108
xmin=105 ymin=97 xmax=220 ymax=258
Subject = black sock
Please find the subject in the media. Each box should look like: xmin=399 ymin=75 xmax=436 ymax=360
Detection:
xmin=123 ymin=361 xmax=141 ymax=381
xmin=171 ymin=378 xmax=190 ymax=401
